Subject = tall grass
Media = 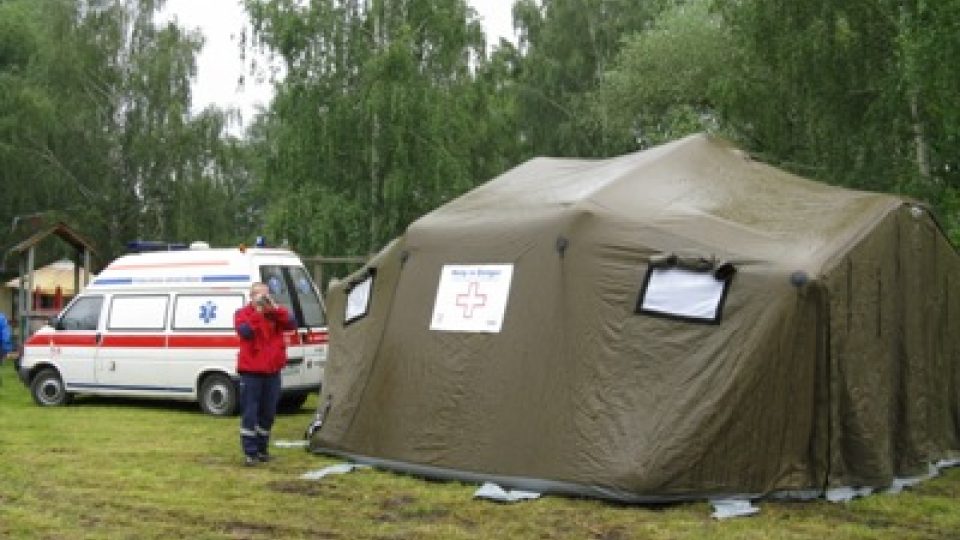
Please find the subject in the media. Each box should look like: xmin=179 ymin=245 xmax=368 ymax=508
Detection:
xmin=1 ymin=361 xmax=958 ymax=539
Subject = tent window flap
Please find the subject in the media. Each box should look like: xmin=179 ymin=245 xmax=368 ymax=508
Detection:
xmin=344 ymin=271 xmax=374 ymax=325
xmin=636 ymin=267 xmax=732 ymax=323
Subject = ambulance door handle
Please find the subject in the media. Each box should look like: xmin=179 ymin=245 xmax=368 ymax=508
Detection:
xmin=95 ymin=332 xmax=102 ymax=344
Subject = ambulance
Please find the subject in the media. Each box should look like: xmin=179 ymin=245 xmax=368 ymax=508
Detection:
xmin=16 ymin=242 xmax=327 ymax=416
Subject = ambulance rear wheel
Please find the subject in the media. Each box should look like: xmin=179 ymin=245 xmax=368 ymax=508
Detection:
xmin=31 ymin=368 xmax=72 ymax=407
xmin=199 ymin=374 xmax=238 ymax=416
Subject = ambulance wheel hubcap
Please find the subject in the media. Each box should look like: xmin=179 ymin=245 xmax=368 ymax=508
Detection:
xmin=31 ymin=370 xmax=68 ymax=406
xmin=41 ymin=381 xmax=61 ymax=399
xmin=200 ymin=375 xmax=237 ymax=416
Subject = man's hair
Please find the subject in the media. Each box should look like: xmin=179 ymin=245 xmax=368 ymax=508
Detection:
xmin=250 ymin=282 xmax=268 ymax=294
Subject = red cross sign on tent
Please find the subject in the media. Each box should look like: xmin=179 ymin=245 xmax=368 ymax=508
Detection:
xmin=430 ymin=264 xmax=514 ymax=333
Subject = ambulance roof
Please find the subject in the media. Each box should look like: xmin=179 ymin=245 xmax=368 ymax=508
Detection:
xmin=89 ymin=247 xmax=305 ymax=291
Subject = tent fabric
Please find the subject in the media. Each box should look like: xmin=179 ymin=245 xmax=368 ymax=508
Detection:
xmin=309 ymin=133 xmax=960 ymax=501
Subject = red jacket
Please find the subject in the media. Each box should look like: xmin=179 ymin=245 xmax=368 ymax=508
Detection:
xmin=234 ymin=303 xmax=295 ymax=374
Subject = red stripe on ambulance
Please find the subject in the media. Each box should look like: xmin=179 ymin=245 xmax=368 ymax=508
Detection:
xmin=168 ymin=335 xmax=241 ymax=348
xmin=33 ymin=334 xmax=100 ymax=347
xmin=100 ymin=335 xmax=166 ymax=347
xmin=305 ymin=331 xmax=329 ymax=344
xmin=26 ymin=333 xmax=324 ymax=349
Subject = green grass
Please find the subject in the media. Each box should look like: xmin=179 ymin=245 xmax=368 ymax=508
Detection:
xmin=2 ymin=360 xmax=959 ymax=539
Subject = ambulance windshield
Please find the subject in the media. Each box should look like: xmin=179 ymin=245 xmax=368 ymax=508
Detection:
xmin=260 ymin=265 xmax=326 ymax=328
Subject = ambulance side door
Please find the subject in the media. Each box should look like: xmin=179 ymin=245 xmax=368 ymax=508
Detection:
xmin=259 ymin=266 xmax=303 ymax=377
xmin=96 ymin=294 xmax=172 ymax=391
xmin=168 ymin=292 xmax=245 ymax=383
xmin=50 ymin=294 xmax=105 ymax=387
xmin=260 ymin=265 xmax=326 ymax=382
xmin=286 ymin=265 xmax=327 ymax=374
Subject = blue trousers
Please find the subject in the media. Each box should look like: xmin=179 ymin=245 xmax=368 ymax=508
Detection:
xmin=239 ymin=373 xmax=281 ymax=458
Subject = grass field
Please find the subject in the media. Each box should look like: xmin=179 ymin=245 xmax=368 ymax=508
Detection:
xmin=2 ymin=361 xmax=959 ymax=539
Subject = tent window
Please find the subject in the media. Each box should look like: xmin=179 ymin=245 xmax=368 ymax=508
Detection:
xmin=635 ymin=267 xmax=732 ymax=324
xmin=344 ymin=270 xmax=375 ymax=326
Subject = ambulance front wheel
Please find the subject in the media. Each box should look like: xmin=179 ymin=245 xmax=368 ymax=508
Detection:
xmin=30 ymin=368 xmax=73 ymax=407
xmin=199 ymin=373 xmax=238 ymax=416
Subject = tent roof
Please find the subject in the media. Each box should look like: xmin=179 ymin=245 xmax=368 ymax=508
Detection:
xmin=413 ymin=134 xmax=902 ymax=270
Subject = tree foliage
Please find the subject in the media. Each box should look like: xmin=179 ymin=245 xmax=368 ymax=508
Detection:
xmin=0 ymin=0 xmax=252 ymax=266
xmin=245 ymin=0 xmax=493 ymax=255
xmin=715 ymin=0 xmax=960 ymax=237
xmin=510 ymin=0 xmax=674 ymax=157
xmin=595 ymin=0 xmax=732 ymax=149
xmin=4 ymin=0 xmax=959 ymax=272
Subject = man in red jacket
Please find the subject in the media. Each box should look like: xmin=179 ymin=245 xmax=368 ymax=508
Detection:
xmin=234 ymin=282 xmax=295 ymax=466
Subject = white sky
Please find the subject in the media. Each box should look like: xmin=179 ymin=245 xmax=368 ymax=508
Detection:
xmin=159 ymin=0 xmax=516 ymax=131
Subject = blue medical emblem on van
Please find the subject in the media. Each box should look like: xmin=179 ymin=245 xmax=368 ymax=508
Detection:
xmin=199 ymin=301 xmax=218 ymax=324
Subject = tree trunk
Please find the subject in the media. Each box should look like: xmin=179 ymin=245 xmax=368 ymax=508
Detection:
xmin=368 ymin=0 xmax=383 ymax=252
xmin=909 ymin=92 xmax=931 ymax=181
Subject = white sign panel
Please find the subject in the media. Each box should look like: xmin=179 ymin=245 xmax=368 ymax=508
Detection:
xmin=430 ymin=264 xmax=514 ymax=333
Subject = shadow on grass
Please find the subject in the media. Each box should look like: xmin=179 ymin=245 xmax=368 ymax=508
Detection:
xmin=69 ymin=395 xmax=207 ymax=414
xmin=69 ymin=395 xmax=312 ymax=415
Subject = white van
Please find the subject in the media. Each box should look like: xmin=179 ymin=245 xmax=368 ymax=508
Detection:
xmin=15 ymin=243 xmax=327 ymax=415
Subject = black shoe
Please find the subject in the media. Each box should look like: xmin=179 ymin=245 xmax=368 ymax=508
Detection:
xmin=244 ymin=455 xmax=259 ymax=467
xmin=257 ymin=453 xmax=272 ymax=463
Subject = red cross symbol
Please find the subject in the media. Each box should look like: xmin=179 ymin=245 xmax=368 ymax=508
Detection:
xmin=455 ymin=282 xmax=487 ymax=318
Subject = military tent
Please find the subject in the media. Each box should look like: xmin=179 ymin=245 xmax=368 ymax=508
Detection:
xmin=308 ymin=134 xmax=960 ymax=502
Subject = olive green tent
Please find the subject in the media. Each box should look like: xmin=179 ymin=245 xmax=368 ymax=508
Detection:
xmin=309 ymin=134 xmax=960 ymax=502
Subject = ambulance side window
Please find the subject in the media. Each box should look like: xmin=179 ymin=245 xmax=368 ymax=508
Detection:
xmin=59 ymin=296 xmax=103 ymax=331
xmin=108 ymin=295 xmax=168 ymax=331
